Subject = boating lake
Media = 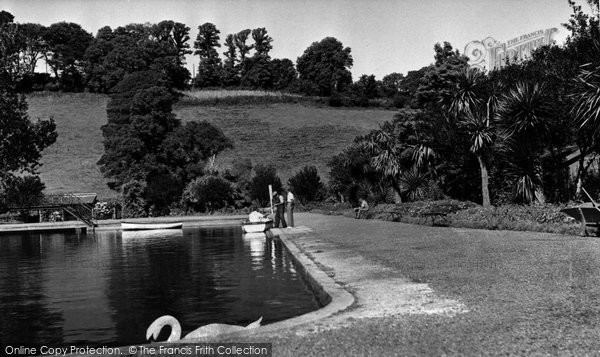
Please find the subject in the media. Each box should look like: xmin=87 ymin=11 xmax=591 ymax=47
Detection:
xmin=0 ymin=226 xmax=321 ymax=346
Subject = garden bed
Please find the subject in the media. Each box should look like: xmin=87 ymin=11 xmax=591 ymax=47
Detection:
xmin=303 ymin=200 xmax=583 ymax=236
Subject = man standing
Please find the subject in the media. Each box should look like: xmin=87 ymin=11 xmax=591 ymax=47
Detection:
xmin=286 ymin=190 xmax=295 ymax=227
xmin=273 ymin=191 xmax=287 ymax=228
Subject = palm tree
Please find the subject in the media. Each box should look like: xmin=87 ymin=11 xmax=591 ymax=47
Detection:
xmin=447 ymin=67 xmax=495 ymax=207
xmin=361 ymin=115 xmax=437 ymax=203
xmin=496 ymin=81 xmax=553 ymax=204
xmin=460 ymin=108 xmax=495 ymax=207
xmin=362 ymin=124 xmax=405 ymax=202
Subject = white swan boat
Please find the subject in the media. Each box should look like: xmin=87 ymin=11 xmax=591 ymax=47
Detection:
xmin=121 ymin=222 xmax=183 ymax=231
xmin=241 ymin=219 xmax=273 ymax=233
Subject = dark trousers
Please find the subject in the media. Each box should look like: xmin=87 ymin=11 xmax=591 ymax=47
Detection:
xmin=286 ymin=202 xmax=294 ymax=227
xmin=275 ymin=204 xmax=287 ymax=228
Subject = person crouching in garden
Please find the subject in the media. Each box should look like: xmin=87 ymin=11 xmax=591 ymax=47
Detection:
xmin=354 ymin=197 xmax=369 ymax=219
xmin=273 ymin=191 xmax=287 ymax=228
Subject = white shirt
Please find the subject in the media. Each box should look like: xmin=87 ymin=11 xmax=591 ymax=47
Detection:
xmin=248 ymin=211 xmax=264 ymax=222
xmin=287 ymin=192 xmax=295 ymax=202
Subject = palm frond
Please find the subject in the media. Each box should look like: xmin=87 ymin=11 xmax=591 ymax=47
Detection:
xmin=446 ymin=67 xmax=484 ymax=118
xmin=496 ymin=81 xmax=553 ymax=139
xmin=572 ymin=64 xmax=600 ymax=140
xmin=399 ymin=166 xmax=429 ymax=201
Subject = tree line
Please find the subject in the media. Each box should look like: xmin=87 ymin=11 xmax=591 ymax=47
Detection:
xmin=0 ymin=9 xmax=416 ymax=107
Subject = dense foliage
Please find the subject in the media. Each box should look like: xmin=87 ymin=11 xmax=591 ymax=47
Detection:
xmin=288 ymin=165 xmax=325 ymax=204
xmin=327 ymin=0 xmax=600 ymax=207
xmin=181 ymin=175 xmax=234 ymax=213
xmin=249 ymin=164 xmax=282 ymax=207
xmin=98 ymin=70 xmax=233 ymax=216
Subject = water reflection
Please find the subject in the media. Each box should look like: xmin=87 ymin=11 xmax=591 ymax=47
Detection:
xmin=0 ymin=226 xmax=320 ymax=346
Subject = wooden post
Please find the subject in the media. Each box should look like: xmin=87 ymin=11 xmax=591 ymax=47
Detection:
xmin=579 ymin=207 xmax=588 ymax=237
xmin=268 ymin=185 xmax=274 ymax=216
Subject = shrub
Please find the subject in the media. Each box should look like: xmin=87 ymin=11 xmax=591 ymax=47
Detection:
xmin=392 ymin=93 xmax=411 ymax=108
xmin=41 ymin=210 xmax=63 ymax=222
xmin=288 ymin=165 xmax=325 ymax=204
xmin=181 ymin=175 xmax=234 ymax=213
xmin=250 ymin=164 xmax=282 ymax=207
xmin=122 ymin=180 xmax=148 ymax=218
xmin=3 ymin=175 xmax=45 ymax=209
xmin=328 ymin=93 xmax=344 ymax=107
xmin=144 ymin=170 xmax=184 ymax=216
xmin=93 ymin=201 xmax=112 ymax=220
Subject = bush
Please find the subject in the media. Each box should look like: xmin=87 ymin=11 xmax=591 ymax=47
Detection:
xmin=93 ymin=201 xmax=112 ymax=219
xmin=250 ymin=164 xmax=282 ymax=207
xmin=3 ymin=175 xmax=45 ymax=209
xmin=288 ymin=79 xmax=320 ymax=96
xmin=288 ymin=165 xmax=325 ymax=204
xmin=392 ymin=93 xmax=411 ymax=108
xmin=328 ymin=93 xmax=344 ymax=107
xmin=181 ymin=175 xmax=234 ymax=213
xmin=122 ymin=180 xmax=148 ymax=218
xmin=370 ymin=200 xmax=477 ymax=219
xmin=144 ymin=170 xmax=184 ymax=216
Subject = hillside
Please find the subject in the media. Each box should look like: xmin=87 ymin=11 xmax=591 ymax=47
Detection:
xmin=27 ymin=92 xmax=395 ymax=200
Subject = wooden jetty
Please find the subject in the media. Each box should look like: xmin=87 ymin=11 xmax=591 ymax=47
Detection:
xmin=1 ymin=192 xmax=97 ymax=234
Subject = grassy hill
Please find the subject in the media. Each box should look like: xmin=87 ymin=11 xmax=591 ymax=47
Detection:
xmin=27 ymin=92 xmax=395 ymax=200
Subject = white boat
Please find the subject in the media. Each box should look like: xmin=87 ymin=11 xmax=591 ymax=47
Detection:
xmin=121 ymin=222 xmax=183 ymax=231
xmin=241 ymin=219 xmax=273 ymax=233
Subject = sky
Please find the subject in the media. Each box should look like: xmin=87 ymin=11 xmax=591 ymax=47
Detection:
xmin=2 ymin=0 xmax=581 ymax=79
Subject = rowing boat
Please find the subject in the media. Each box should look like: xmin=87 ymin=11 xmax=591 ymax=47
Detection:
xmin=241 ymin=220 xmax=273 ymax=233
xmin=121 ymin=222 xmax=183 ymax=231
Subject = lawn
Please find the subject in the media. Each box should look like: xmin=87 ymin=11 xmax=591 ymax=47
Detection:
xmin=257 ymin=214 xmax=600 ymax=355
xmin=26 ymin=92 xmax=394 ymax=199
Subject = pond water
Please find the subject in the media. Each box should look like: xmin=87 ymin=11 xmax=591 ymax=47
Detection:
xmin=0 ymin=226 xmax=321 ymax=346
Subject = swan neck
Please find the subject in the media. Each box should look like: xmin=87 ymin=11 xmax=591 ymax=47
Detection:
xmin=167 ymin=319 xmax=182 ymax=342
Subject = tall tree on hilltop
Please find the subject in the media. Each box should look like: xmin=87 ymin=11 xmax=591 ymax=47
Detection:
xmin=252 ymin=27 xmax=273 ymax=57
xmin=17 ymin=23 xmax=47 ymax=75
xmin=234 ymin=29 xmax=253 ymax=77
xmin=271 ymin=58 xmax=297 ymax=90
xmin=43 ymin=22 xmax=93 ymax=91
xmin=222 ymin=34 xmax=239 ymax=86
xmin=152 ymin=20 xmax=192 ymax=88
xmin=152 ymin=20 xmax=192 ymax=65
xmin=0 ymin=13 xmax=22 ymax=84
xmin=0 ymin=10 xmax=14 ymax=26
xmin=241 ymin=27 xmax=274 ymax=88
xmin=85 ymin=22 xmax=190 ymax=92
xmin=194 ymin=22 xmax=222 ymax=87
xmin=296 ymin=37 xmax=353 ymax=96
